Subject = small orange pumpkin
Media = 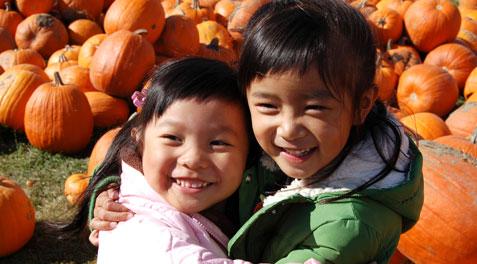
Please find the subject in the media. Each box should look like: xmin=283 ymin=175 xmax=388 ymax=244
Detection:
xmin=197 ymin=20 xmax=234 ymax=49
xmin=15 ymin=13 xmax=69 ymax=58
xmin=44 ymin=55 xmax=78 ymax=80
xmin=154 ymin=15 xmax=200 ymax=57
xmin=58 ymin=65 xmax=96 ymax=93
xmin=67 ymin=19 xmax=103 ymax=45
xmin=399 ymin=112 xmax=451 ymax=140
xmin=376 ymin=0 xmax=413 ymax=18
xmin=396 ymin=64 xmax=459 ymax=117
xmin=87 ymin=127 xmax=121 ymax=176
xmin=197 ymin=38 xmax=238 ymax=66
xmin=172 ymin=0 xmax=215 ymax=24
xmin=0 ymin=176 xmax=35 ymax=257
xmin=385 ymin=41 xmax=421 ymax=75
xmin=457 ymin=16 xmax=477 ymax=53
xmin=214 ymin=0 xmax=239 ymax=26
xmin=47 ymin=45 xmax=81 ymax=66
xmin=368 ymin=8 xmax=403 ymax=47
xmin=77 ymin=33 xmax=106 ymax=69
xmin=24 ymin=72 xmax=94 ymax=153
xmin=445 ymin=102 xmax=477 ymax=137
xmin=404 ymin=0 xmax=461 ymax=52
xmin=64 ymin=173 xmax=90 ymax=205
xmin=84 ymin=91 xmax=130 ymax=128
xmin=0 ymin=48 xmax=46 ymax=70
xmin=375 ymin=49 xmax=398 ymax=101
xmin=464 ymin=66 xmax=477 ymax=99
xmin=0 ymin=2 xmax=23 ymax=37
xmin=423 ymin=43 xmax=477 ymax=90
xmin=227 ymin=0 xmax=270 ymax=42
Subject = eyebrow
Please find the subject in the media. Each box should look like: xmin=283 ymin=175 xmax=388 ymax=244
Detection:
xmin=157 ymin=120 xmax=242 ymax=138
xmin=251 ymin=89 xmax=333 ymax=100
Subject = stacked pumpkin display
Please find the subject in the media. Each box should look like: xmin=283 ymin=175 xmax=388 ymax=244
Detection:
xmin=1 ymin=0 xmax=477 ymax=260
xmin=355 ymin=0 xmax=477 ymax=262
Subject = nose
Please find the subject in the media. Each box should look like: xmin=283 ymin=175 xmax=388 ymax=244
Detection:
xmin=276 ymin=113 xmax=306 ymax=141
xmin=177 ymin=144 xmax=209 ymax=170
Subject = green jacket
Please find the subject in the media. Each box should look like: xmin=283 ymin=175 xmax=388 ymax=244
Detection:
xmin=229 ymin=141 xmax=423 ymax=264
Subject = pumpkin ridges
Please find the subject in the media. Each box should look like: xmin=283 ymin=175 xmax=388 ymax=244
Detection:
xmin=445 ymin=102 xmax=477 ymax=137
xmin=85 ymin=91 xmax=130 ymax=128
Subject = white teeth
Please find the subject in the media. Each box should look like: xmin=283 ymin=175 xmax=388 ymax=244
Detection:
xmin=175 ymin=179 xmax=210 ymax=189
xmin=284 ymin=148 xmax=312 ymax=157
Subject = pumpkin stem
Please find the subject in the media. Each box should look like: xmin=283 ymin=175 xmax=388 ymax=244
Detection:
xmin=207 ymin=38 xmax=220 ymax=51
xmin=53 ymin=72 xmax=64 ymax=86
xmin=133 ymin=29 xmax=148 ymax=36
xmin=193 ymin=0 xmax=200 ymax=10
xmin=58 ymin=54 xmax=68 ymax=63
xmin=386 ymin=39 xmax=393 ymax=51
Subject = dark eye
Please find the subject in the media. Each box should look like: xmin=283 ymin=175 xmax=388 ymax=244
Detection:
xmin=257 ymin=103 xmax=276 ymax=109
xmin=210 ymin=140 xmax=230 ymax=146
xmin=161 ymin=134 xmax=181 ymax=143
xmin=305 ymin=104 xmax=327 ymax=111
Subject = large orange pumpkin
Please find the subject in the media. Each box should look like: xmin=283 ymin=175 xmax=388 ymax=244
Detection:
xmin=104 ymin=0 xmax=166 ymax=44
xmin=0 ymin=176 xmax=35 ymax=257
xmin=423 ymin=43 xmax=477 ymax=90
xmin=64 ymin=173 xmax=90 ymax=205
xmin=457 ymin=16 xmax=477 ymax=53
xmin=154 ymin=15 xmax=200 ymax=58
xmin=399 ymin=112 xmax=451 ymax=140
xmin=0 ymin=69 xmax=48 ymax=130
xmin=24 ymin=72 xmax=93 ymax=153
xmin=404 ymin=0 xmax=461 ymax=52
xmin=0 ymin=48 xmax=46 ymax=70
xmin=0 ymin=2 xmax=23 ymax=38
xmin=10 ymin=64 xmax=49 ymax=81
xmin=89 ymin=29 xmax=155 ymax=98
xmin=445 ymin=102 xmax=477 ymax=137
xmin=84 ymin=91 xmax=130 ymax=128
xmin=397 ymin=140 xmax=477 ymax=263
xmin=87 ymin=127 xmax=121 ymax=176
xmin=15 ymin=13 xmax=69 ymax=58
xmin=396 ymin=64 xmax=459 ymax=117
xmin=434 ymin=134 xmax=477 ymax=158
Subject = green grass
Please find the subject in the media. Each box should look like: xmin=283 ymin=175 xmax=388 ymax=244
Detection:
xmin=0 ymin=125 xmax=109 ymax=263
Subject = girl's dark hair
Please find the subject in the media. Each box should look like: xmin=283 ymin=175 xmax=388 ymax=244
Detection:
xmin=62 ymin=57 xmax=256 ymax=235
xmin=240 ymin=0 xmax=407 ymax=201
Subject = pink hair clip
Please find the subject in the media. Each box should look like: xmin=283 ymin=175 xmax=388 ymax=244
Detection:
xmin=131 ymin=89 xmax=148 ymax=108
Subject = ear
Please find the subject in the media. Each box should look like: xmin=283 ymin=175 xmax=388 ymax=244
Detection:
xmin=353 ymin=86 xmax=378 ymax=125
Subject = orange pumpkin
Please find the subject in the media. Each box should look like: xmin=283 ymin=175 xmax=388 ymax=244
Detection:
xmin=197 ymin=38 xmax=238 ymax=66
xmin=445 ymin=102 xmax=477 ymax=137
xmin=154 ymin=15 xmax=200 ymax=57
xmin=58 ymin=0 xmax=105 ymax=22
xmin=59 ymin=65 xmax=96 ymax=93
xmin=397 ymin=140 xmax=477 ymax=263
xmin=0 ymin=28 xmax=15 ymax=54
xmin=424 ymin=43 xmax=477 ymax=90
xmin=457 ymin=16 xmax=477 ymax=53
xmin=16 ymin=0 xmax=55 ymax=17
xmin=464 ymin=66 xmax=477 ymax=99
xmin=15 ymin=13 xmax=69 ymax=58
xmin=468 ymin=92 xmax=477 ymax=102
xmin=434 ymin=134 xmax=477 ymax=158
xmin=77 ymin=33 xmax=106 ymax=69
xmin=67 ymin=19 xmax=103 ymax=45
xmin=0 ymin=69 xmax=48 ymax=130
xmin=404 ymin=0 xmax=461 ymax=52
xmin=64 ymin=173 xmax=90 ymax=205
xmin=47 ymin=45 xmax=81 ymax=66
xmin=89 ymin=29 xmax=155 ymax=98
xmin=214 ymin=0 xmax=238 ymax=26
xmin=87 ymin=127 xmax=121 ymax=176
xmin=351 ymin=0 xmax=378 ymax=18
xmin=10 ymin=64 xmax=49 ymax=81
xmin=0 ymin=49 xmax=46 ymax=70
xmin=376 ymin=0 xmax=414 ymax=18
xmin=396 ymin=64 xmax=459 ymax=117
xmin=104 ymin=0 xmax=166 ymax=43
xmin=172 ymin=0 xmax=215 ymax=24
xmin=459 ymin=0 xmax=477 ymax=9
xmin=84 ymin=91 xmax=130 ymax=128
xmin=0 ymin=176 xmax=35 ymax=257
xmin=386 ymin=42 xmax=421 ymax=75
xmin=44 ymin=55 xmax=78 ymax=80
xmin=197 ymin=20 xmax=234 ymax=49
xmin=375 ymin=49 xmax=398 ymax=101
xmin=368 ymin=8 xmax=403 ymax=47
xmin=227 ymin=0 xmax=270 ymax=42
xmin=399 ymin=112 xmax=451 ymax=140
xmin=0 ymin=2 xmax=23 ymax=37
xmin=24 ymin=72 xmax=93 ymax=153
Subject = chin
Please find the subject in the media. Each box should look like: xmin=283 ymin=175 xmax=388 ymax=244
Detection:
xmin=278 ymin=164 xmax=315 ymax=180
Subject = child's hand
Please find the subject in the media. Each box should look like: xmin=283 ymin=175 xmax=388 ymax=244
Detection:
xmin=89 ymin=188 xmax=133 ymax=231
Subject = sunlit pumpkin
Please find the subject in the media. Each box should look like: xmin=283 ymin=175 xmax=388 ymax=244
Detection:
xmin=87 ymin=127 xmax=121 ymax=176
xmin=77 ymin=33 xmax=106 ymax=69
xmin=434 ymin=134 xmax=477 ymax=158
xmin=64 ymin=173 xmax=90 ymax=205
xmin=84 ymin=91 xmax=130 ymax=128
xmin=0 ymin=176 xmax=35 ymax=257
xmin=67 ymin=19 xmax=103 ymax=45
xmin=445 ymin=102 xmax=477 ymax=137
xmin=399 ymin=112 xmax=451 ymax=140
xmin=154 ymin=15 xmax=200 ymax=57
xmin=0 ymin=48 xmax=46 ymax=70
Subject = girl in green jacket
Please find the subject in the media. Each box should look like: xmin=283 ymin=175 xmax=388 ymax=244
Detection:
xmin=90 ymin=0 xmax=424 ymax=263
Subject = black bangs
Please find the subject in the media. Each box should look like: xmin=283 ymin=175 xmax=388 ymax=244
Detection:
xmin=239 ymin=0 xmax=376 ymax=103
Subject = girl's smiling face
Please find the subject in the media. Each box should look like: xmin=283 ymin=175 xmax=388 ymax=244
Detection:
xmin=140 ymin=99 xmax=249 ymax=213
xmin=247 ymin=66 xmax=354 ymax=179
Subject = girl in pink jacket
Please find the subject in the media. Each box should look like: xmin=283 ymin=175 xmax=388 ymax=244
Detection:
xmin=63 ymin=57 xmax=254 ymax=263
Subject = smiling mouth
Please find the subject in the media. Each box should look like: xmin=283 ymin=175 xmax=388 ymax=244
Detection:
xmin=172 ymin=178 xmax=212 ymax=189
xmin=281 ymin=147 xmax=316 ymax=157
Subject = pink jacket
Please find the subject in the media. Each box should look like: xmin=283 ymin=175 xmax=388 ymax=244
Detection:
xmin=97 ymin=161 xmax=250 ymax=264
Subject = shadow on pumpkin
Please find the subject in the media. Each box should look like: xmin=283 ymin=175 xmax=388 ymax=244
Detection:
xmin=0 ymin=221 xmax=97 ymax=263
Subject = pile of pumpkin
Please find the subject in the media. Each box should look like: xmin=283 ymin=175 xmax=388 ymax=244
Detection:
xmin=0 ymin=0 xmax=477 ymax=262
